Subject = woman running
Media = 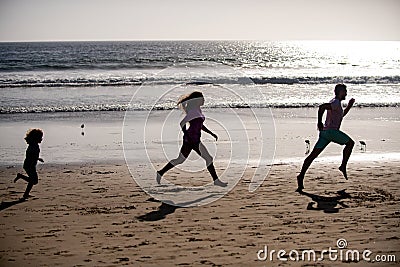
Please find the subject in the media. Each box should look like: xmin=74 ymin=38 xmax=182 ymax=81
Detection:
xmin=156 ymin=91 xmax=227 ymax=187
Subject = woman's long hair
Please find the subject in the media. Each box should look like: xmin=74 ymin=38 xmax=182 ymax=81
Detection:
xmin=177 ymin=91 xmax=204 ymax=113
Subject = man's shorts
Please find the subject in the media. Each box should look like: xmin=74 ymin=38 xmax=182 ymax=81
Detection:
xmin=314 ymin=129 xmax=351 ymax=149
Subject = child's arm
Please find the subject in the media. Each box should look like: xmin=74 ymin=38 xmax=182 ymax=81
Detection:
xmin=202 ymin=125 xmax=218 ymax=141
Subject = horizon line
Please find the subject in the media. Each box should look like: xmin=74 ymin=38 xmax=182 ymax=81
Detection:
xmin=1 ymin=39 xmax=399 ymax=43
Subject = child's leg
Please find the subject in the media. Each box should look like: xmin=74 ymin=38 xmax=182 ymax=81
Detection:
xmin=14 ymin=173 xmax=30 ymax=183
xmin=23 ymin=182 xmax=34 ymax=199
xmin=22 ymin=169 xmax=38 ymax=198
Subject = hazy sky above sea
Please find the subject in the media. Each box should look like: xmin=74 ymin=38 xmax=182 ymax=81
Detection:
xmin=0 ymin=0 xmax=399 ymax=41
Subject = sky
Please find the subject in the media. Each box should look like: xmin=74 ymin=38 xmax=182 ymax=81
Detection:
xmin=0 ymin=0 xmax=399 ymax=41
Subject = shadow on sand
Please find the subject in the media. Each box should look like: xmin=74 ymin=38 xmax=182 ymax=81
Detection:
xmin=299 ymin=189 xmax=351 ymax=213
xmin=137 ymin=194 xmax=218 ymax=221
xmin=0 ymin=198 xmax=25 ymax=211
xmin=137 ymin=202 xmax=178 ymax=222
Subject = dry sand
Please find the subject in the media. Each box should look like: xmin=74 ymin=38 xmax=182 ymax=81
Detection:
xmin=1 ymin=160 xmax=399 ymax=266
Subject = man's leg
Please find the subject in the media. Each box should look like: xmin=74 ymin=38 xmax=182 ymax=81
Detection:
xmin=297 ymin=148 xmax=324 ymax=192
xmin=339 ymin=139 xmax=354 ymax=180
xmin=331 ymin=130 xmax=354 ymax=180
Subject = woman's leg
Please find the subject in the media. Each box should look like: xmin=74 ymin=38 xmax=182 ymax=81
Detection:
xmin=195 ymin=143 xmax=227 ymax=186
xmin=157 ymin=142 xmax=192 ymax=184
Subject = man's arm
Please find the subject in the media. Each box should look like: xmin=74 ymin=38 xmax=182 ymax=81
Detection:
xmin=343 ymin=98 xmax=355 ymax=117
xmin=202 ymin=125 xmax=218 ymax=141
xmin=317 ymin=103 xmax=332 ymax=131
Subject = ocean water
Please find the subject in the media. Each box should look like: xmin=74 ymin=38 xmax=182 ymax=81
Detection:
xmin=0 ymin=41 xmax=399 ymax=114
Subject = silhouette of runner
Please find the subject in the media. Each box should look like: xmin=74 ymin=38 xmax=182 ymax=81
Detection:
xmin=14 ymin=128 xmax=44 ymax=199
xmin=297 ymin=84 xmax=355 ymax=192
xmin=157 ymin=91 xmax=227 ymax=187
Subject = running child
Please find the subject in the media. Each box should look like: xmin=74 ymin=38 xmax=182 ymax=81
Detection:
xmin=14 ymin=128 xmax=44 ymax=199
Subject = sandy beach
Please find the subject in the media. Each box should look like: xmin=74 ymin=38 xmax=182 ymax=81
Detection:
xmin=0 ymin=107 xmax=399 ymax=266
xmin=1 ymin=160 xmax=399 ymax=266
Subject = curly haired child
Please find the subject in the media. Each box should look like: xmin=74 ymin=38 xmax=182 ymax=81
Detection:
xmin=14 ymin=128 xmax=44 ymax=199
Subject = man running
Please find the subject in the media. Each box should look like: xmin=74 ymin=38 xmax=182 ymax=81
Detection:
xmin=296 ymin=84 xmax=355 ymax=192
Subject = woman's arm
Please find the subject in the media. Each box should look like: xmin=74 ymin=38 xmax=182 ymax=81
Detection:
xmin=202 ymin=125 xmax=218 ymax=141
xmin=180 ymin=117 xmax=188 ymax=133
